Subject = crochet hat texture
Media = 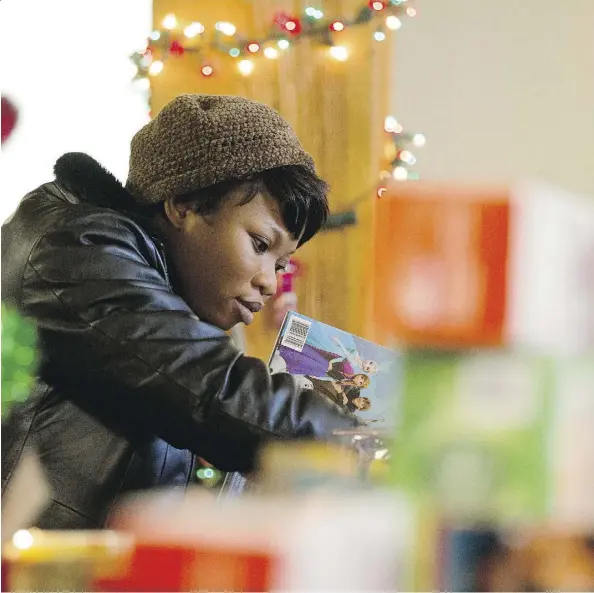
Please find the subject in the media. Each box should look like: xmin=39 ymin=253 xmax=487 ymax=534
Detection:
xmin=126 ymin=94 xmax=315 ymax=204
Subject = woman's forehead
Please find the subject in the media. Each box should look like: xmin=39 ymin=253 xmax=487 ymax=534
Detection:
xmin=236 ymin=192 xmax=302 ymax=243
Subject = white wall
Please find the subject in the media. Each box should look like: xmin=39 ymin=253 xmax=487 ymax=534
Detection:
xmin=1 ymin=0 xmax=152 ymax=223
xmin=392 ymin=0 xmax=594 ymax=197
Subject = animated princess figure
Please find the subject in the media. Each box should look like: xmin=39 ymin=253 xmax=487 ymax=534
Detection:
xmin=305 ymin=375 xmax=372 ymax=413
xmin=331 ymin=336 xmax=379 ymax=375
xmin=272 ymin=322 xmax=380 ymax=381
xmin=274 ymin=341 xmax=346 ymax=379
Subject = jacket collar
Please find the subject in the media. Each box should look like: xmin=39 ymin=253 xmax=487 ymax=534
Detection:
xmin=53 ymin=152 xmax=144 ymax=213
xmin=53 ymin=153 xmax=163 ymax=247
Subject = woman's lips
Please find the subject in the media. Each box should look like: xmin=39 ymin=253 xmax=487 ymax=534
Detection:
xmin=235 ymin=299 xmax=263 ymax=325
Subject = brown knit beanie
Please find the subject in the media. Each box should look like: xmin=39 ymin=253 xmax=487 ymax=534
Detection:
xmin=126 ymin=94 xmax=316 ymax=204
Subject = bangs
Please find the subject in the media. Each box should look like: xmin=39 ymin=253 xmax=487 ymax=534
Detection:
xmin=257 ymin=166 xmax=329 ymax=246
xmin=173 ymin=165 xmax=330 ymax=247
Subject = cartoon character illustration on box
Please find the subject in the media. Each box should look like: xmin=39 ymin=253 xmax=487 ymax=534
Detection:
xmin=343 ymin=390 xmax=371 ymax=413
xmin=306 ymin=375 xmax=372 ymax=413
xmin=275 ymin=341 xmax=343 ymax=379
xmin=273 ymin=330 xmax=380 ymax=381
xmin=330 ymin=336 xmax=380 ymax=376
xmin=269 ymin=312 xmax=400 ymax=428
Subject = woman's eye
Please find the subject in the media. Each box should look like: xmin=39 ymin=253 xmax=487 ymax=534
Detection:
xmin=251 ymin=235 xmax=269 ymax=254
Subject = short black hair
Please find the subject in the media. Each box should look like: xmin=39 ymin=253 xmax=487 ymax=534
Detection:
xmin=174 ymin=165 xmax=329 ymax=246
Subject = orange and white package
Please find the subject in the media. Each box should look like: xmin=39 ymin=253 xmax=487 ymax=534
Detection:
xmin=103 ymin=487 xmax=415 ymax=591
xmin=371 ymin=180 xmax=594 ymax=353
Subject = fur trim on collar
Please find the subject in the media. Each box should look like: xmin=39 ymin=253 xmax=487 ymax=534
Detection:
xmin=53 ymin=152 xmax=139 ymax=211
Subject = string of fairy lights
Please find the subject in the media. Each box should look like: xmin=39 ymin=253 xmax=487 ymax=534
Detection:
xmin=381 ymin=115 xmax=425 ymax=186
xmin=326 ymin=115 xmax=425 ymax=218
xmin=129 ymin=1 xmax=424 ymax=188
xmin=130 ymin=0 xmax=417 ymax=80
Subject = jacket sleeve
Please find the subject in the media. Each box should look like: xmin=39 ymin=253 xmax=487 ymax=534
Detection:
xmin=21 ymin=210 xmax=361 ymax=471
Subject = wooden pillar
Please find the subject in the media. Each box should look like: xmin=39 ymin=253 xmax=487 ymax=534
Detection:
xmin=151 ymin=0 xmax=393 ymax=358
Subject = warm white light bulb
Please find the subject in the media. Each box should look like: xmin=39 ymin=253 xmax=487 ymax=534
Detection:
xmin=148 ymin=60 xmax=164 ymax=75
xmin=374 ymin=31 xmax=386 ymax=42
xmin=399 ymin=150 xmax=416 ymax=165
xmin=412 ymin=133 xmax=426 ymax=147
xmin=216 ymin=21 xmax=236 ymax=36
xmin=278 ymin=39 xmax=290 ymax=50
xmin=184 ymin=22 xmax=205 ymax=38
xmin=329 ymin=45 xmax=349 ymax=61
xmin=149 ymin=30 xmax=161 ymax=41
xmin=264 ymin=47 xmax=279 ymax=59
xmin=12 ymin=530 xmax=34 ymax=550
xmin=385 ymin=16 xmax=402 ymax=30
xmin=237 ymin=59 xmax=254 ymax=76
xmin=393 ymin=166 xmax=408 ymax=180
xmin=162 ymin=14 xmax=177 ymax=30
xmin=384 ymin=115 xmax=399 ymax=133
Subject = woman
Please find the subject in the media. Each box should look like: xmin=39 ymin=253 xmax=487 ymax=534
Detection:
xmin=1 ymin=94 xmax=361 ymax=529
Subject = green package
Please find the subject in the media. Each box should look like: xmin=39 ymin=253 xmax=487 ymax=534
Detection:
xmin=390 ymin=350 xmax=554 ymax=525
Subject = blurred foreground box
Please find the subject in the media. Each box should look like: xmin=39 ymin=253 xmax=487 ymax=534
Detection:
xmin=3 ymin=492 xmax=415 ymax=591
xmin=390 ymin=350 xmax=594 ymax=528
xmin=439 ymin=526 xmax=594 ymax=591
xmin=102 ymin=489 xmax=415 ymax=592
xmin=372 ymin=180 xmax=594 ymax=353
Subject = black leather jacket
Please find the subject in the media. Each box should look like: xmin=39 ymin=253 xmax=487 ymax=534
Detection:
xmin=1 ymin=153 xmax=360 ymax=529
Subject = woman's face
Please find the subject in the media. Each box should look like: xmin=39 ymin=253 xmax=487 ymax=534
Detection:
xmin=163 ymin=187 xmax=299 ymax=330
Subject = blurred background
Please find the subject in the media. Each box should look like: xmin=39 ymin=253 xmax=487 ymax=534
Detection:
xmin=395 ymin=0 xmax=594 ymax=195
xmin=4 ymin=0 xmax=594 ymax=204
xmin=2 ymin=0 xmax=594 ymax=356
xmin=2 ymin=1 xmax=593 ymax=591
